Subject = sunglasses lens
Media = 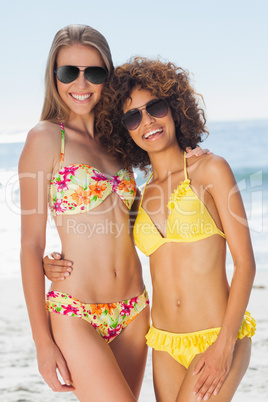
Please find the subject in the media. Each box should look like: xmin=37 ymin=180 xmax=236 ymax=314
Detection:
xmin=121 ymin=99 xmax=169 ymax=130
xmin=85 ymin=67 xmax=107 ymax=84
xmin=122 ymin=110 xmax=142 ymax=131
xmin=147 ymin=99 xmax=168 ymax=118
xmin=56 ymin=66 xmax=79 ymax=83
xmin=56 ymin=66 xmax=107 ymax=84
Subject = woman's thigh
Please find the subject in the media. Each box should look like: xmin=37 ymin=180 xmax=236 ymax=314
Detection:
xmin=152 ymin=349 xmax=187 ymax=402
xmin=50 ymin=313 xmax=136 ymax=402
xmin=176 ymin=337 xmax=251 ymax=402
xmin=110 ymin=304 xmax=150 ymax=399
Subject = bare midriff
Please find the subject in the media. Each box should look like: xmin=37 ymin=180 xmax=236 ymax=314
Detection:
xmin=149 ymin=235 xmax=229 ymax=333
xmin=50 ymin=193 xmax=144 ymax=303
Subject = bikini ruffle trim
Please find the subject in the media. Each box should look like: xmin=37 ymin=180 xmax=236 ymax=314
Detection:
xmin=146 ymin=311 xmax=256 ymax=354
xmin=237 ymin=311 xmax=256 ymax=339
xmin=167 ymin=179 xmax=191 ymax=210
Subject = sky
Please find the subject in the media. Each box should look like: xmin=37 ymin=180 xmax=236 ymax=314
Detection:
xmin=1 ymin=0 xmax=267 ymax=131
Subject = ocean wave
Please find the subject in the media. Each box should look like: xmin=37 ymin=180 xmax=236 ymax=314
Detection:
xmin=0 ymin=131 xmax=27 ymax=144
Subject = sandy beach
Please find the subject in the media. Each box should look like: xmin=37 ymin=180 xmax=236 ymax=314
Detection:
xmin=1 ymin=120 xmax=268 ymax=400
xmin=0 ymin=268 xmax=267 ymax=402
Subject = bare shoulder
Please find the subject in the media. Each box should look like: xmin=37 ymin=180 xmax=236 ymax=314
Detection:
xmin=190 ymin=153 xmax=231 ymax=172
xmin=200 ymin=153 xmax=231 ymax=172
xmin=25 ymin=121 xmax=61 ymax=148
xmin=19 ymin=121 xmax=61 ymax=172
xmin=192 ymin=153 xmax=236 ymax=189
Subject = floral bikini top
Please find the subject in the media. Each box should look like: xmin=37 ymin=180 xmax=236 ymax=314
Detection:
xmin=133 ymin=153 xmax=226 ymax=256
xmin=49 ymin=123 xmax=137 ymax=216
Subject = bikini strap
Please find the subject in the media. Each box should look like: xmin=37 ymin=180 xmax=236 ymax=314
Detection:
xmin=183 ymin=151 xmax=188 ymax=180
xmin=140 ymin=171 xmax=153 ymax=204
xmin=59 ymin=122 xmax=65 ymax=169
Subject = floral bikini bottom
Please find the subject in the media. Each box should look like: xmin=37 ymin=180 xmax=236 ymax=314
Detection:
xmin=46 ymin=288 xmax=149 ymax=343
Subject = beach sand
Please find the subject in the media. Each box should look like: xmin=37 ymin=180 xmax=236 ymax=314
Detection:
xmin=0 ymin=270 xmax=267 ymax=402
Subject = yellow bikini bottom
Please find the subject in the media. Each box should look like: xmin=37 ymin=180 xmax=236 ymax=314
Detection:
xmin=146 ymin=311 xmax=256 ymax=368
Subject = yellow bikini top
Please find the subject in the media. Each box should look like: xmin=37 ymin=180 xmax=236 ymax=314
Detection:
xmin=133 ymin=153 xmax=226 ymax=256
xmin=49 ymin=123 xmax=136 ymax=216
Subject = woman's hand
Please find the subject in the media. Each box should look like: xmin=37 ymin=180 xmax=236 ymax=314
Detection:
xmin=36 ymin=339 xmax=74 ymax=392
xmin=185 ymin=146 xmax=211 ymax=158
xmin=43 ymin=252 xmax=73 ymax=282
xmin=192 ymin=338 xmax=234 ymax=400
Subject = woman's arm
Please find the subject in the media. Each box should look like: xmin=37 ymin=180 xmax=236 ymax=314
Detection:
xmin=192 ymin=155 xmax=255 ymax=400
xmin=19 ymin=125 xmax=74 ymax=391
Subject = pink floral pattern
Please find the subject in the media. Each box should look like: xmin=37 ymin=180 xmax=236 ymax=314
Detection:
xmin=46 ymin=289 xmax=149 ymax=343
xmin=49 ymin=164 xmax=136 ymax=216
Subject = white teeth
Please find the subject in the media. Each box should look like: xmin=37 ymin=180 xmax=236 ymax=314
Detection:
xmin=144 ymin=129 xmax=162 ymax=139
xmin=71 ymin=93 xmax=91 ymax=101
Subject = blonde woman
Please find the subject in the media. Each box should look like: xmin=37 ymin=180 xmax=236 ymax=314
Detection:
xmin=19 ymin=25 xmax=150 ymax=401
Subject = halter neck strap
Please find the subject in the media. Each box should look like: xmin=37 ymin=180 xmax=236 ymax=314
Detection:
xmin=140 ymin=171 xmax=153 ymax=204
xmin=59 ymin=122 xmax=65 ymax=169
xmin=183 ymin=152 xmax=188 ymax=180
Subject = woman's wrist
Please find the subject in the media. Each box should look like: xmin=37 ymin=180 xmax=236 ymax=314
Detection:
xmin=217 ymin=327 xmax=237 ymax=350
xmin=33 ymin=330 xmax=54 ymax=349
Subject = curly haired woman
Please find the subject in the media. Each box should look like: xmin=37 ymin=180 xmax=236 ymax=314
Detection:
xmin=94 ymin=57 xmax=256 ymax=401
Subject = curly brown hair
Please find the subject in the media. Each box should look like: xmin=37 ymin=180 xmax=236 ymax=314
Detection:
xmin=96 ymin=57 xmax=208 ymax=171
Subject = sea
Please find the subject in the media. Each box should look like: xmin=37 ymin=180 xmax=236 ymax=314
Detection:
xmin=0 ymin=120 xmax=268 ymax=401
xmin=1 ymin=119 xmax=267 ymax=277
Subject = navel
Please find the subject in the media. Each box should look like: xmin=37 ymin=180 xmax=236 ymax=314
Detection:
xmin=177 ymin=299 xmax=181 ymax=307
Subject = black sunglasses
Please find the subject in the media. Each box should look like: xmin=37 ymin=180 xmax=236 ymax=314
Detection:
xmin=55 ymin=65 xmax=107 ymax=84
xmin=121 ymin=98 xmax=169 ymax=131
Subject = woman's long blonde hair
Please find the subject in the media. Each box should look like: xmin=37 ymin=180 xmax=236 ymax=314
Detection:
xmin=40 ymin=24 xmax=114 ymax=123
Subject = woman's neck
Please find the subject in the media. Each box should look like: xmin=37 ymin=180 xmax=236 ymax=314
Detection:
xmin=149 ymin=144 xmax=185 ymax=182
xmin=66 ymin=111 xmax=96 ymax=138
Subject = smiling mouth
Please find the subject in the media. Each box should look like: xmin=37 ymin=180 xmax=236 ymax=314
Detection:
xmin=143 ymin=128 xmax=163 ymax=139
xmin=70 ymin=93 xmax=92 ymax=101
